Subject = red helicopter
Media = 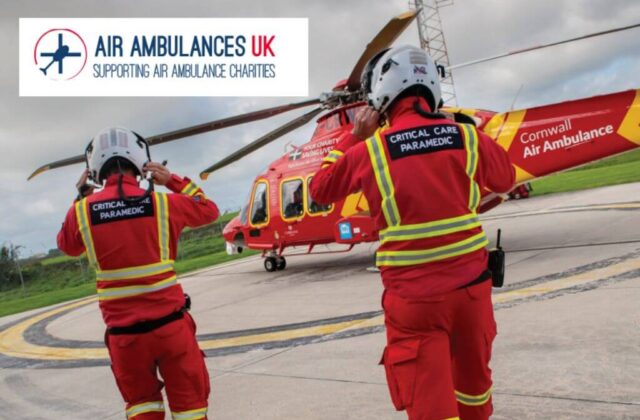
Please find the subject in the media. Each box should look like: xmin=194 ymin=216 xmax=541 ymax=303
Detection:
xmin=30 ymin=12 xmax=640 ymax=272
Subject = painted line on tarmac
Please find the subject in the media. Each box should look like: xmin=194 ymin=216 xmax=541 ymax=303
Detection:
xmin=1 ymin=250 xmax=639 ymax=369
xmin=482 ymin=201 xmax=640 ymax=221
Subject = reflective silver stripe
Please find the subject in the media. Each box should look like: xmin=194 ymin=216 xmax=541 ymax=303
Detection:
xmin=461 ymin=124 xmax=481 ymax=211
xmin=376 ymin=232 xmax=488 ymax=266
xmin=380 ymin=214 xmax=481 ymax=243
xmin=172 ymin=407 xmax=208 ymax=420
xmin=366 ymin=133 xmax=400 ymax=226
xmin=75 ymin=199 xmax=99 ymax=268
xmin=98 ymin=276 xmax=177 ymax=300
xmin=156 ymin=193 xmax=170 ymax=261
xmin=96 ymin=261 xmax=175 ymax=281
xmin=126 ymin=401 xmax=164 ymax=418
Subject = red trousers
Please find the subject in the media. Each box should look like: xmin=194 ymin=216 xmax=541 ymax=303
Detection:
xmin=105 ymin=312 xmax=210 ymax=420
xmin=381 ymin=280 xmax=496 ymax=420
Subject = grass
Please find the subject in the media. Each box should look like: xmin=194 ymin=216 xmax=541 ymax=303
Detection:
xmin=530 ymin=148 xmax=640 ymax=197
xmin=0 ymin=283 xmax=96 ymax=318
xmin=0 ymin=212 xmax=256 ymax=318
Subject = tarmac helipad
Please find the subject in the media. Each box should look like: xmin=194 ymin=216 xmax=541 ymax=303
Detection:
xmin=1 ymin=183 xmax=639 ymax=419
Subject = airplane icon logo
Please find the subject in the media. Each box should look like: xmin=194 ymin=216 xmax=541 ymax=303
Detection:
xmin=34 ymin=29 xmax=87 ymax=81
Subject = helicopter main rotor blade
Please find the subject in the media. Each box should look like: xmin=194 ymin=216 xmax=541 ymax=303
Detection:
xmin=27 ymin=98 xmax=321 ymax=180
xmin=447 ymin=22 xmax=640 ymax=71
xmin=346 ymin=9 xmax=419 ymax=91
xmin=28 ymin=154 xmax=86 ymax=180
xmin=146 ymin=98 xmax=321 ymax=146
xmin=200 ymin=107 xmax=324 ymax=180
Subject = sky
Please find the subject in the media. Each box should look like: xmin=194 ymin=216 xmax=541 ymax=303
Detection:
xmin=1 ymin=0 xmax=639 ymax=256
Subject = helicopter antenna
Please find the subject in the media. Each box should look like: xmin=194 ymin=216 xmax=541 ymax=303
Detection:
xmin=510 ymin=83 xmax=524 ymax=110
xmin=411 ymin=0 xmax=457 ymax=106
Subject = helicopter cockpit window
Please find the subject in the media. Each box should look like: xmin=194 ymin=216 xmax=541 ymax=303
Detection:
xmin=250 ymin=181 xmax=268 ymax=225
xmin=313 ymin=113 xmax=342 ymax=136
xmin=345 ymin=105 xmax=366 ymax=125
xmin=307 ymin=177 xmax=332 ymax=214
xmin=281 ymin=179 xmax=304 ymax=220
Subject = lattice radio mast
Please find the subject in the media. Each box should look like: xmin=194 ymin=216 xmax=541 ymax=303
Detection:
xmin=411 ymin=0 xmax=457 ymax=106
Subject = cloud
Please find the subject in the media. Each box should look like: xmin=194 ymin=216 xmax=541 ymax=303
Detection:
xmin=1 ymin=0 xmax=639 ymax=254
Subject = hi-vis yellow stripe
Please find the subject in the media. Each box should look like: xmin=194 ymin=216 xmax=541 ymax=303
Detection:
xmin=155 ymin=192 xmax=170 ymax=261
xmin=322 ymin=149 xmax=344 ymax=164
xmin=172 ymin=407 xmax=208 ymax=420
xmin=96 ymin=260 xmax=175 ymax=281
xmin=376 ymin=232 xmax=488 ymax=266
xmin=75 ymin=199 xmax=99 ymax=268
xmin=455 ymin=387 xmax=493 ymax=406
xmin=366 ymin=132 xmax=401 ymax=226
xmin=379 ymin=213 xmax=481 ymax=244
xmin=97 ymin=275 xmax=178 ymax=300
xmin=180 ymin=181 xmax=199 ymax=197
xmin=460 ymin=124 xmax=481 ymax=211
xmin=126 ymin=401 xmax=165 ymax=418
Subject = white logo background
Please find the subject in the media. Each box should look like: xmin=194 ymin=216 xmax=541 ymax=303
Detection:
xmin=20 ymin=18 xmax=309 ymax=97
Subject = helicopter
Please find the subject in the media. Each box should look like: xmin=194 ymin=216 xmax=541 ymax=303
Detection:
xmin=29 ymin=11 xmax=640 ymax=272
xmin=39 ymin=32 xmax=82 ymax=76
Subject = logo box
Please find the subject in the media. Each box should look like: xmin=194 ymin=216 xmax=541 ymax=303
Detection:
xmin=19 ymin=18 xmax=308 ymax=97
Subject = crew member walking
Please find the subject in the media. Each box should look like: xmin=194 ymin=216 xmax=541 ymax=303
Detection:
xmin=58 ymin=128 xmax=218 ymax=420
xmin=310 ymin=46 xmax=515 ymax=419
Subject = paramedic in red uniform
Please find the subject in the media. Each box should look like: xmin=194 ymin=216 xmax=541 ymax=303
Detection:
xmin=310 ymin=46 xmax=515 ymax=419
xmin=57 ymin=127 xmax=218 ymax=420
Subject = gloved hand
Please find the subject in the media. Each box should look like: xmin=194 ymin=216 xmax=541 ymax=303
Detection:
xmin=352 ymin=106 xmax=381 ymax=140
xmin=76 ymin=169 xmax=94 ymax=198
xmin=144 ymin=161 xmax=171 ymax=186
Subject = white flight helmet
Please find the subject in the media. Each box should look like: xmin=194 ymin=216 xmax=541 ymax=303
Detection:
xmin=362 ymin=45 xmax=442 ymax=114
xmin=86 ymin=127 xmax=150 ymax=183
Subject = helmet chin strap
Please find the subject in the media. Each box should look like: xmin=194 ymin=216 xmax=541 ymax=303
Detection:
xmin=412 ymin=97 xmax=446 ymax=120
xmin=116 ymin=160 xmax=154 ymax=204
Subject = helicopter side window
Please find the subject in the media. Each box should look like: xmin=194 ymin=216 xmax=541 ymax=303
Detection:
xmin=281 ymin=179 xmax=304 ymax=221
xmin=240 ymin=204 xmax=249 ymax=225
xmin=250 ymin=181 xmax=269 ymax=226
xmin=307 ymin=177 xmax=332 ymax=214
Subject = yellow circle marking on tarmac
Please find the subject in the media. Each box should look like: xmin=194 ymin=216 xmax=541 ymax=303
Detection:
xmin=1 ymin=253 xmax=639 ymax=362
xmin=0 ymin=297 xmax=104 ymax=360
xmin=0 ymin=298 xmax=380 ymax=361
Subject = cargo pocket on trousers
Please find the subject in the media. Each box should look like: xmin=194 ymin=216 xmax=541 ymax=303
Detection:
xmin=379 ymin=338 xmax=421 ymax=410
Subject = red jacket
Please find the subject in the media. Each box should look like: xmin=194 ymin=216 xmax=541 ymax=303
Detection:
xmin=310 ymin=97 xmax=514 ymax=299
xmin=58 ymin=173 xmax=219 ymax=327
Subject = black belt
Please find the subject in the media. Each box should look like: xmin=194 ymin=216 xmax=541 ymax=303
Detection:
xmin=108 ymin=310 xmax=184 ymax=335
xmin=459 ymin=269 xmax=491 ymax=289
xmin=107 ymin=294 xmax=191 ymax=336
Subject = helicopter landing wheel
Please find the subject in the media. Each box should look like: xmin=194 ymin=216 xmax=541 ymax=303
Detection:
xmin=276 ymin=256 xmax=287 ymax=271
xmin=264 ymin=257 xmax=278 ymax=272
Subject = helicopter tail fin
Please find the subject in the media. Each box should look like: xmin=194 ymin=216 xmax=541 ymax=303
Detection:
xmin=39 ymin=67 xmax=47 ymax=76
